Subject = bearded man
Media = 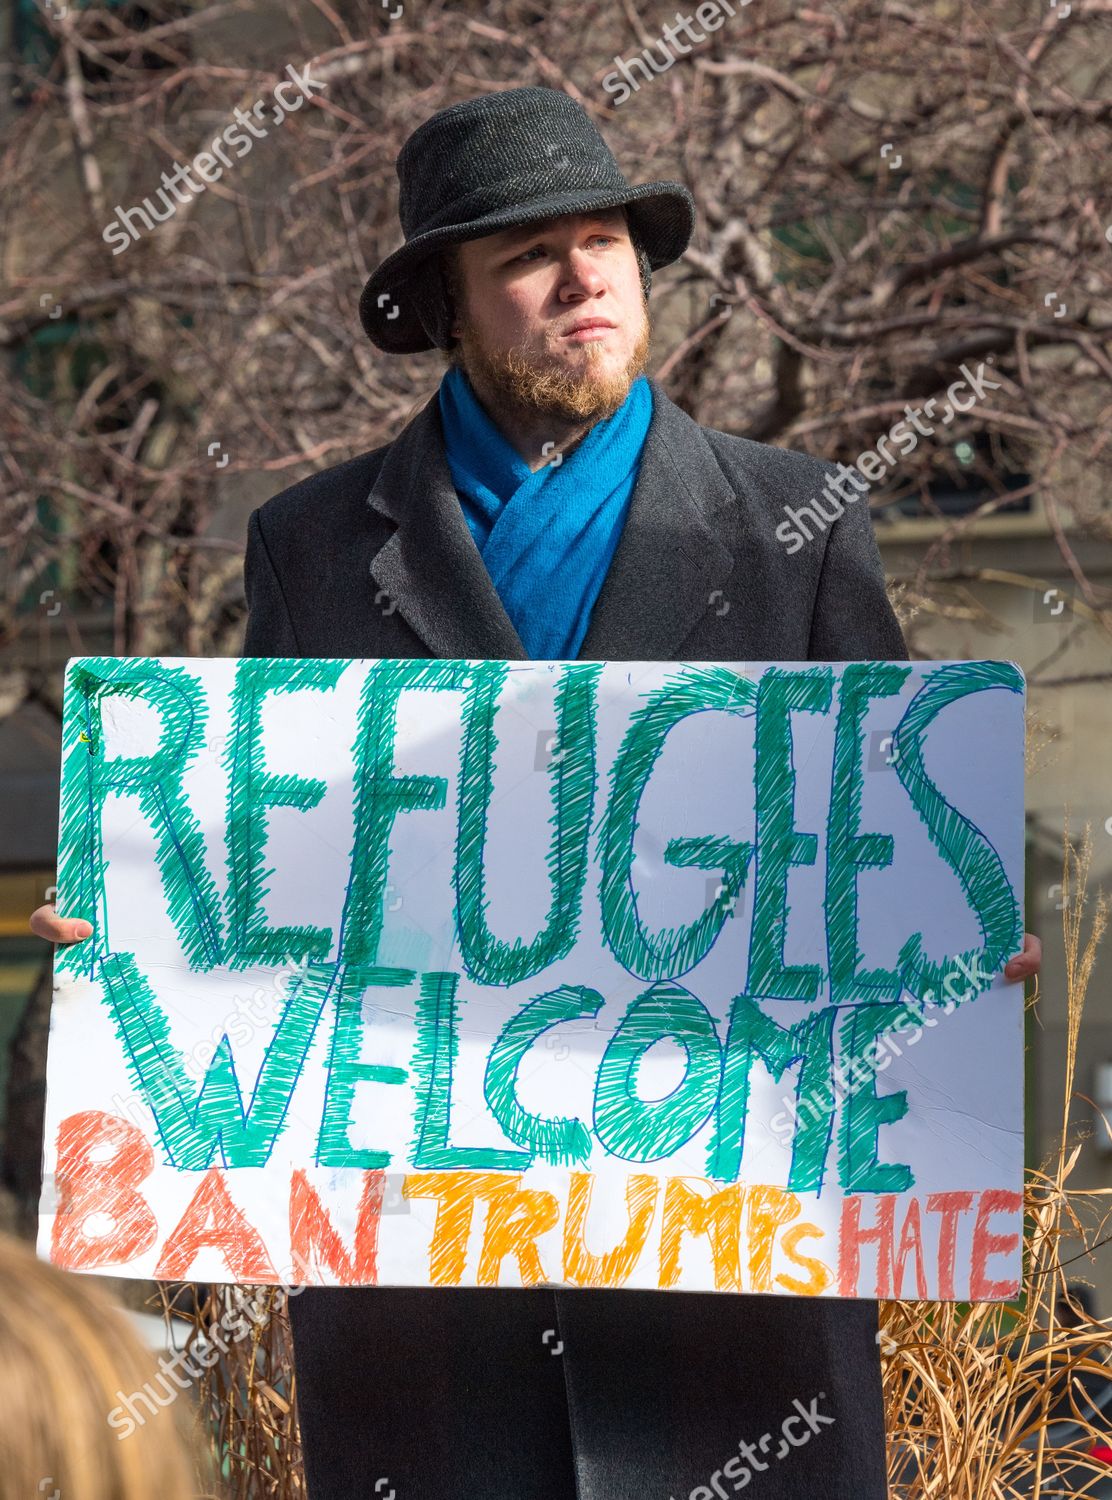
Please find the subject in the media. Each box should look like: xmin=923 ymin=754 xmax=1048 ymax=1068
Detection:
xmin=30 ymin=83 xmax=1041 ymax=1500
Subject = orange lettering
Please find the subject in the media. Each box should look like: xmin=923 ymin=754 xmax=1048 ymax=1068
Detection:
xmin=478 ymin=1187 xmax=559 ymax=1286
xmin=746 ymin=1185 xmax=801 ymax=1292
xmin=563 ymin=1172 xmax=658 ymax=1287
xmin=403 ymin=1171 xmax=517 ymax=1285
xmin=776 ymin=1221 xmax=832 ymax=1296
xmin=659 ymin=1179 xmax=742 ymax=1290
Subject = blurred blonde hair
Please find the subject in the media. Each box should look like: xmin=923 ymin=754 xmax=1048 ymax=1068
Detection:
xmin=0 ymin=1233 xmax=196 ymax=1500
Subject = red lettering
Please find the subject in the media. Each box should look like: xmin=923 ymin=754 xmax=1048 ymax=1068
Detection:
xmin=925 ymin=1191 xmax=975 ymax=1299
xmin=155 ymin=1168 xmax=276 ymax=1280
xmin=289 ymin=1169 xmax=383 ymax=1285
xmin=969 ymin=1190 xmax=1022 ymax=1299
xmin=51 ymin=1110 xmax=157 ymax=1270
xmin=893 ymin=1197 xmax=928 ymax=1298
xmin=838 ymin=1194 xmax=895 ymax=1295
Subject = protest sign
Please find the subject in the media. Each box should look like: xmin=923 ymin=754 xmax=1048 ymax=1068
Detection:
xmin=38 ymin=656 xmax=1025 ymax=1297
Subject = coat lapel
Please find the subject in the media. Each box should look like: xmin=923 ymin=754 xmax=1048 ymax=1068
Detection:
xmin=366 ymin=374 xmax=737 ymax=662
xmin=367 ymin=389 xmax=528 ymax=659
xmin=576 ymin=377 xmax=735 ymax=660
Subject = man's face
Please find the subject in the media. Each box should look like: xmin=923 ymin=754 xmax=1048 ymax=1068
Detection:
xmin=445 ymin=207 xmax=652 ymax=425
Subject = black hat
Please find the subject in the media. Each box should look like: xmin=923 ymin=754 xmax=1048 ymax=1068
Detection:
xmin=359 ymin=86 xmax=695 ymax=355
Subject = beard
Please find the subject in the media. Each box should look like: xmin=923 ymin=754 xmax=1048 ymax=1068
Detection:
xmin=445 ymin=297 xmax=653 ymax=426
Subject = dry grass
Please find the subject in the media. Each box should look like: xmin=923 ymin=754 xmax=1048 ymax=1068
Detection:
xmin=880 ymin=821 xmax=1112 ymax=1500
xmin=155 ymin=828 xmax=1110 ymax=1500
xmin=156 ymin=1281 xmax=302 ymax=1500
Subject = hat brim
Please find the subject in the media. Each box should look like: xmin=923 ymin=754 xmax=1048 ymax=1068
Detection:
xmin=358 ymin=180 xmax=695 ymax=355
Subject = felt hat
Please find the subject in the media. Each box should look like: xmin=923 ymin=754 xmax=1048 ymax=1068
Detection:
xmin=359 ymin=85 xmax=695 ymax=354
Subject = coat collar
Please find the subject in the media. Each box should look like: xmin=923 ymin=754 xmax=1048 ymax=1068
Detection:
xmin=366 ymin=374 xmax=736 ymax=661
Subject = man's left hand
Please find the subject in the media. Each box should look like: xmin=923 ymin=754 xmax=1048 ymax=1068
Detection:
xmin=1004 ymin=932 xmax=1042 ymax=982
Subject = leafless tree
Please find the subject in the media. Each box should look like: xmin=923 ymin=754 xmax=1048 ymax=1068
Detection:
xmin=1 ymin=0 xmax=1110 ymax=700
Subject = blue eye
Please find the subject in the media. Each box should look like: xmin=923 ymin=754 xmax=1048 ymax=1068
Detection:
xmin=516 ymin=234 xmax=619 ymax=265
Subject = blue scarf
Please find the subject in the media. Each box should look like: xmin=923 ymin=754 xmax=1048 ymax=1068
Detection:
xmin=437 ymin=364 xmax=653 ymax=659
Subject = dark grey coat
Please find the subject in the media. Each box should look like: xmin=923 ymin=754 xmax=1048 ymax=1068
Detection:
xmin=244 ymin=375 xmax=907 ymax=666
xmin=243 ymin=376 xmax=901 ymax=1500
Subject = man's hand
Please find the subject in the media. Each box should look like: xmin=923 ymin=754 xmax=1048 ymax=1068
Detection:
xmin=1004 ymin=932 xmax=1041 ymax=983
xmin=29 ymin=906 xmax=92 ymax=945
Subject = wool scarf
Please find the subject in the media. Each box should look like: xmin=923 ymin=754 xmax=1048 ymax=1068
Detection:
xmin=437 ymin=364 xmax=653 ymax=659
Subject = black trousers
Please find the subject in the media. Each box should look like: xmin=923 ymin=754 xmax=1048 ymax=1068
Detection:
xmin=288 ymin=1286 xmax=889 ymax=1499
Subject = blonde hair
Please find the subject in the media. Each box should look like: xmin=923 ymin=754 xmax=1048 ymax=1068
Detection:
xmin=0 ymin=1233 xmax=197 ymax=1500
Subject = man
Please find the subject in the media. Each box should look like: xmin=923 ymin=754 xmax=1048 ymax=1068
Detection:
xmin=32 ymin=85 xmax=1040 ymax=1500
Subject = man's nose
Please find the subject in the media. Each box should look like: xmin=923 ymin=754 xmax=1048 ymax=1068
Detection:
xmin=558 ymin=250 xmax=607 ymax=297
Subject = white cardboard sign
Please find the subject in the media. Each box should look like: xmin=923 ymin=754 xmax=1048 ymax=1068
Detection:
xmin=39 ymin=656 xmax=1025 ymax=1298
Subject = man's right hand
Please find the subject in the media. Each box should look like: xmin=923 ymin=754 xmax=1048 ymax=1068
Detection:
xmin=29 ymin=906 xmax=93 ymax=945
